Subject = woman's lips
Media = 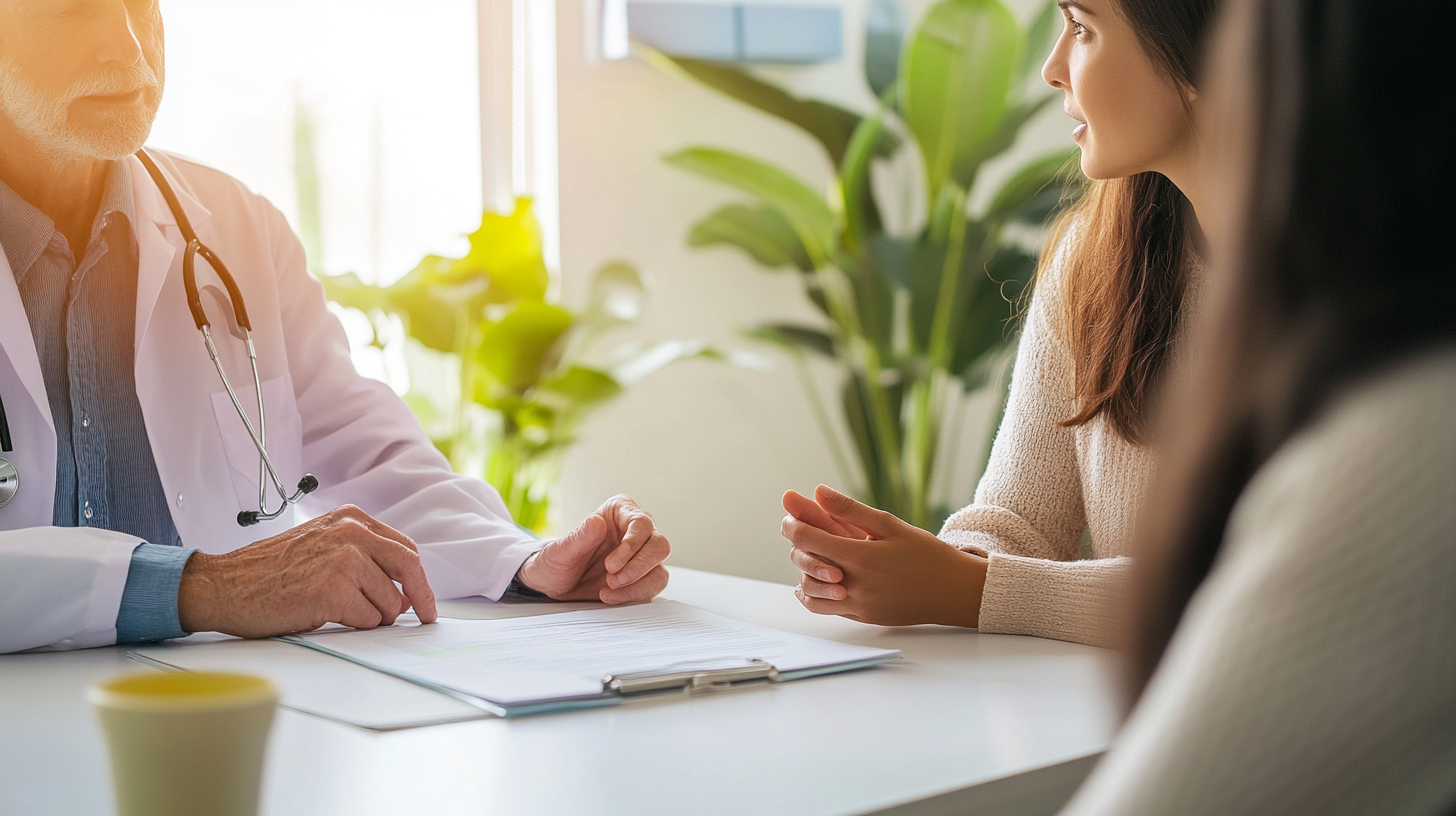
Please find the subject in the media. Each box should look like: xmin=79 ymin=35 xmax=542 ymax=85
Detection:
xmin=1072 ymin=122 xmax=1088 ymax=141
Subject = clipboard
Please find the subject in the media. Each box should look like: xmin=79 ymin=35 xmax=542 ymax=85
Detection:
xmin=282 ymin=601 xmax=900 ymax=717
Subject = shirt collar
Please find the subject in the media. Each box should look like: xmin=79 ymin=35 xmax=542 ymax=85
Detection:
xmin=0 ymin=159 xmax=137 ymax=285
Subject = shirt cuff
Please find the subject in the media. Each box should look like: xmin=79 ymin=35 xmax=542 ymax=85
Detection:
xmin=115 ymin=543 xmax=197 ymax=644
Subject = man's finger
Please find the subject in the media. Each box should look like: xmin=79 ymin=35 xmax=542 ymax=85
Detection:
xmin=789 ymin=546 xmax=843 ymax=583
xmin=337 ymin=505 xmax=421 ymax=553
xmin=799 ymin=574 xmax=846 ymax=601
xmin=813 ymin=485 xmax=901 ymax=539
xmin=333 ymin=590 xmax=386 ymax=631
xmin=545 ymin=513 xmax=608 ymax=567
xmin=606 ymin=531 xmax=670 ymax=589
xmin=356 ymin=533 xmax=438 ymax=624
xmin=783 ymin=490 xmax=866 ymax=539
xmin=603 ymin=503 xmax=655 ymax=574
xmin=780 ymin=514 xmax=865 ymax=565
xmin=600 ymin=564 xmax=669 ymax=605
xmin=353 ymin=558 xmax=410 ymax=626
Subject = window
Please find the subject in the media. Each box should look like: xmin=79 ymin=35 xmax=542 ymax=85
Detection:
xmin=151 ymin=0 xmax=487 ymax=286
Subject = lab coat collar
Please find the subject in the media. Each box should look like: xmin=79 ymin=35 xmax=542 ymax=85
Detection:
xmin=0 ymin=246 xmax=51 ymax=433
xmin=128 ymin=150 xmax=213 ymax=352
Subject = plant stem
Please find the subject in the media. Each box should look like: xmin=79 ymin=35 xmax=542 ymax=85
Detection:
xmin=453 ymin=302 xmax=475 ymax=474
xmin=789 ymin=348 xmax=861 ymax=493
xmin=903 ymin=190 xmax=970 ymax=527
xmin=816 ymin=266 xmax=905 ymax=511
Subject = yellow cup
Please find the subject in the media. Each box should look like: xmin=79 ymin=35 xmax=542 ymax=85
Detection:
xmin=88 ymin=671 xmax=278 ymax=816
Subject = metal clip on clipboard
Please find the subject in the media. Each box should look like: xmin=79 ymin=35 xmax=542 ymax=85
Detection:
xmin=604 ymin=659 xmax=781 ymax=696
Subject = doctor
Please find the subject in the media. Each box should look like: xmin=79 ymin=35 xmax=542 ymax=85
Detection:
xmin=0 ymin=0 xmax=670 ymax=654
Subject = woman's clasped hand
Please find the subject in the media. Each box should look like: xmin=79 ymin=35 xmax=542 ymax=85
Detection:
xmin=782 ymin=485 xmax=987 ymax=627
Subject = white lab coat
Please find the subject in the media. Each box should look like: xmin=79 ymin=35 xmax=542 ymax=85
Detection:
xmin=0 ymin=151 xmax=540 ymax=654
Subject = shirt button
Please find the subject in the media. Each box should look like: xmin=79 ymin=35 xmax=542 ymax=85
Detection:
xmin=83 ymin=503 xmax=94 ymax=520
xmin=177 ymin=494 xmax=185 ymax=508
xmin=81 ymin=415 xmax=91 ymax=428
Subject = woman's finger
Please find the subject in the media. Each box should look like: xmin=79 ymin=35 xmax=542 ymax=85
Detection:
xmin=784 ymin=490 xmax=866 ymax=539
xmin=814 ymin=484 xmax=902 ymax=539
xmin=781 ymin=514 xmax=866 ymax=566
xmin=799 ymin=574 xmax=847 ymax=601
xmin=789 ymin=546 xmax=843 ymax=583
xmin=794 ymin=583 xmax=856 ymax=616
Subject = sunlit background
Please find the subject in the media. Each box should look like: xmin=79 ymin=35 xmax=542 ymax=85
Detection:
xmin=149 ymin=0 xmax=1072 ymax=584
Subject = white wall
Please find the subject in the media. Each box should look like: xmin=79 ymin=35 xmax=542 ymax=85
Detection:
xmin=552 ymin=0 xmax=1074 ymax=584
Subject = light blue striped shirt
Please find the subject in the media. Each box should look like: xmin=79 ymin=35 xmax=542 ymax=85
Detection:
xmin=1 ymin=161 xmax=194 ymax=644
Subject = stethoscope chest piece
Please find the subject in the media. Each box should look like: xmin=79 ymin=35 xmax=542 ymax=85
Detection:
xmin=0 ymin=459 xmax=16 ymax=508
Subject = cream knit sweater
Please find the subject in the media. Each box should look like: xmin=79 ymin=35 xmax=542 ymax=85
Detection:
xmin=1060 ymin=347 xmax=1456 ymax=815
xmin=939 ymin=254 xmax=1180 ymax=648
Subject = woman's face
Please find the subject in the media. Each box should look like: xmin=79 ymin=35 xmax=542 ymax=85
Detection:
xmin=1041 ymin=0 xmax=1197 ymax=181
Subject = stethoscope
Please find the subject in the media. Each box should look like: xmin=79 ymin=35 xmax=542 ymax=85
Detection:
xmin=0 ymin=149 xmax=318 ymax=526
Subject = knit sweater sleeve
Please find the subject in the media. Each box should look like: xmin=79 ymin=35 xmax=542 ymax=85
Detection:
xmin=938 ymin=260 xmax=1130 ymax=648
xmin=1061 ymin=350 xmax=1456 ymax=816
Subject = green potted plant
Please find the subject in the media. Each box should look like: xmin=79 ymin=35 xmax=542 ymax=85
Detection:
xmin=320 ymin=199 xmax=745 ymax=532
xmin=651 ymin=0 xmax=1078 ymax=530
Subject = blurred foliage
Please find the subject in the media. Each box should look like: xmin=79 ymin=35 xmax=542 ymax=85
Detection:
xmin=321 ymin=200 xmax=745 ymax=532
xmin=650 ymin=0 xmax=1080 ymax=530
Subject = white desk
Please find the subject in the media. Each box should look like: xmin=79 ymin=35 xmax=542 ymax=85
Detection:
xmin=0 ymin=568 xmax=1119 ymax=816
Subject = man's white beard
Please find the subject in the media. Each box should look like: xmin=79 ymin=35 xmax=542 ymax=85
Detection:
xmin=0 ymin=55 xmax=163 ymax=162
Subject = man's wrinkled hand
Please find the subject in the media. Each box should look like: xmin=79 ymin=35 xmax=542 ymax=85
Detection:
xmin=516 ymin=495 xmax=670 ymax=604
xmin=177 ymin=505 xmax=438 ymax=638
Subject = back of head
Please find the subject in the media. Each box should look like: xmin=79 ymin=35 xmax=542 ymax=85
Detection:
xmin=1126 ymin=0 xmax=1456 ymax=700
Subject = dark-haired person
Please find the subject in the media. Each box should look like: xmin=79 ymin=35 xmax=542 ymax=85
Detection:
xmin=780 ymin=0 xmax=1217 ymax=647
xmin=1059 ymin=0 xmax=1456 ymax=811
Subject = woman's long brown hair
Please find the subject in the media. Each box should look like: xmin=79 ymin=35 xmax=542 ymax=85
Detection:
xmin=1046 ymin=0 xmax=1217 ymax=444
xmin=1125 ymin=0 xmax=1456 ymax=701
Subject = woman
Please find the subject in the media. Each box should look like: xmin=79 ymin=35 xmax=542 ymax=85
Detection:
xmin=1060 ymin=0 xmax=1456 ymax=810
xmin=781 ymin=0 xmax=1217 ymax=647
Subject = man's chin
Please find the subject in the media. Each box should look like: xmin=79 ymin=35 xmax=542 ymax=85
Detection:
xmin=53 ymin=117 xmax=155 ymax=162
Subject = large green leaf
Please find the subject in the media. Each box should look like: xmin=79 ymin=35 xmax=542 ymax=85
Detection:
xmin=687 ymin=204 xmax=813 ymax=272
xmin=447 ymin=198 xmax=550 ymax=303
xmin=950 ymin=245 xmax=1036 ymax=381
xmin=536 ymin=364 xmax=624 ymax=409
xmin=665 ymin=147 xmax=838 ymax=266
xmin=610 ymin=339 xmax=743 ymax=384
xmin=984 ymin=148 xmax=1078 ymax=225
xmin=476 ymin=300 xmax=575 ymax=392
xmin=579 ymin=261 xmax=647 ymax=328
xmin=745 ymin=322 xmax=836 ymax=358
xmin=962 ymin=93 xmax=1060 ymax=173
xmin=319 ymin=255 xmax=476 ymax=354
xmin=900 ymin=0 xmax=1021 ymax=204
xmin=1018 ymin=0 xmax=1062 ymax=85
xmin=840 ymin=89 xmax=896 ymax=251
xmin=865 ymin=0 xmax=907 ymax=98
xmin=645 ymin=49 xmax=899 ymax=166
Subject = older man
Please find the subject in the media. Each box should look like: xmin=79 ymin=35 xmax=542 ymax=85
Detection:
xmin=0 ymin=0 xmax=669 ymax=653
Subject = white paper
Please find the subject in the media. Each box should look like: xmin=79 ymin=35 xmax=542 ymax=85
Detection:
xmin=130 ymin=637 xmax=490 ymax=730
xmin=295 ymin=601 xmax=899 ymax=707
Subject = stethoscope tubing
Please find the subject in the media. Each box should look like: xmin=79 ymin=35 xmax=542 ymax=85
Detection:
xmin=133 ymin=148 xmax=317 ymax=526
xmin=0 ymin=151 xmax=318 ymax=522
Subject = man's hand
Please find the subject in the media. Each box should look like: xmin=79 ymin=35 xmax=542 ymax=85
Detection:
xmin=516 ymin=495 xmax=670 ymax=604
xmin=177 ymin=505 xmax=438 ymax=638
xmin=782 ymin=485 xmax=987 ymax=627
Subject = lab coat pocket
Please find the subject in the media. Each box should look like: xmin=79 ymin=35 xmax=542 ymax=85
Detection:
xmin=209 ymin=375 xmax=305 ymax=513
